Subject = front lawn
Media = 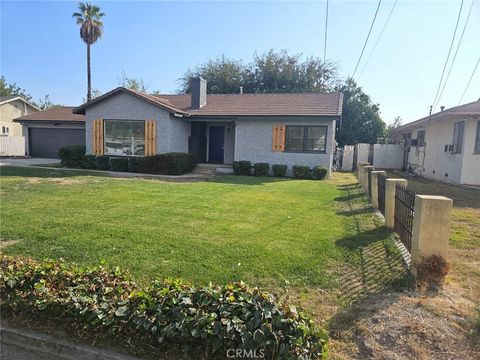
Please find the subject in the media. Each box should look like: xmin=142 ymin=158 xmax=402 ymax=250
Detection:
xmin=0 ymin=166 xmax=401 ymax=294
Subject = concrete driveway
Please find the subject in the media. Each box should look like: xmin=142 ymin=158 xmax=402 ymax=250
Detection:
xmin=0 ymin=158 xmax=60 ymax=167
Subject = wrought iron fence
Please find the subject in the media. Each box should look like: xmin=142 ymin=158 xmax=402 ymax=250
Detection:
xmin=378 ymin=174 xmax=386 ymax=215
xmin=394 ymin=184 xmax=416 ymax=252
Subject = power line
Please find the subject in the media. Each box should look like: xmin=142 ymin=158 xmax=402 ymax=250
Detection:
xmin=434 ymin=0 xmax=475 ymax=110
xmin=352 ymin=0 xmax=382 ymax=79
xmin=431 ymin=0 xmax=465 ymax=108
xmin=458 ymin=56 xmax=480 ymax=104
xmin=323 ymin=0 xmax=329 ymax=64
xmin=358 ymin=0 xmax=398 ymax=79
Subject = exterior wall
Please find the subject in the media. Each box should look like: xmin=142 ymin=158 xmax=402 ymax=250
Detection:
xmin=84 ymin=92 xmax=186 ymax=155
xmin=234 ymin=117 xmax=336 ymax=172
xmin=373 ymin=143 xmax=404 ymax=169
xmin=404 ymin=115 xmax=480 ymax=185
xmin=0 ymin=100 xmax=37 ymax=137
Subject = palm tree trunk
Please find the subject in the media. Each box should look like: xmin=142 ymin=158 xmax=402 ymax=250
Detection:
xmin=87 ymin=44 xmax=91 ymax=101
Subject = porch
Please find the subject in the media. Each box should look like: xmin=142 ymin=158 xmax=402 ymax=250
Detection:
xmin=188 ymin=120 xmax=235 ymax=165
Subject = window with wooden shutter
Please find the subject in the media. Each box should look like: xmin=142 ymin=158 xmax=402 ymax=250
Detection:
xmin=272 ymin=124 xmax=286 ymax=152
xmin=92 ymin=119 xmax=104 ymax=155
xmin=144 ymin=120 xmax=157 ymax=156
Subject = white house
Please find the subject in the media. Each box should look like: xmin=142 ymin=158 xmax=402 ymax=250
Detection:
xmin=395 ymin=100 xmax=480 ymax=186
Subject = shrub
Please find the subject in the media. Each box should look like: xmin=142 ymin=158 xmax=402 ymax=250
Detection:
xmin=136 ymin=156 xmax=159 ymax=174
xmin=128 ymin=157 xmax=138 ymax=173
xmin=95 ymin=156 xmax=110 ymax=171
xmin=232 ymin=160 xmax=252 ymax=176
xmin=58 ymin=145 xmax=86 ymax=168
xmin=1 ymin=255 xmax=327 ymax=359
xmin=253 ymin=163 xmax=269 ymax=177
xmin=84 ymin=155 xmax=96 ymax=170
xmin=110 ymin=158 xmax=129 ymax=172
xmin=312 ymin=166 xmax=328 ymax=180
xmin=272 ymin=164 xmax=288 ymax=177
xmin=158 ymin=152 xmax=195 ymax=175
xmin=292 ymin=165 xmax=311 ymax=179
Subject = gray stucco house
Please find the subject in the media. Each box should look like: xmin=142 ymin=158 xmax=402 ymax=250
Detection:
xmin=73 ymin=78 xmax=343 ymax=172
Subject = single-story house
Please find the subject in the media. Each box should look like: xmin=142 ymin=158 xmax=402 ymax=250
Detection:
xmin=14 ymin=107 xmax=85 ymax=158
xmin=395 ymin=100 xmax=480 ymax=185
xmin=72 ymin=78 xmax=343 ymax=172
xmin=1 ymin=95 xmax=39 ymax=137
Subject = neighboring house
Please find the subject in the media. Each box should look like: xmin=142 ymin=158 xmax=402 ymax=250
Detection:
xmin=14 ymin=107 xmax=85 ymax=158
xmin=0 ymin=95 xmax=39 ymax=137
xmin=73 ymin=77 xmax=343 ymax=172
xmin=395 ymin=100 xmax=480 ymax=185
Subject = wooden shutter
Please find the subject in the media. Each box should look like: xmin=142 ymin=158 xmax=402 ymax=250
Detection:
xmin=272 ymin=124 xmax=286 ymax=152
xmin=92 ymin=119 xmax=104 ymax=155
xmin=144 ymin=120 xmax=157 ymax=156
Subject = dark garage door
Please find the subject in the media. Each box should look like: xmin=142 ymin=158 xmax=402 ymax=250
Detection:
xmin=29 ymin=128 xmax=85 ymax=158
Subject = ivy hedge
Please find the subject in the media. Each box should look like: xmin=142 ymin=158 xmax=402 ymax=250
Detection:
xmin=0 ymin=255 xmax=327 ymax=359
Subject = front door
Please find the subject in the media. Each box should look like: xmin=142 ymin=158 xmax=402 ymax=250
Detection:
xmin=208 ymin=126 xmax=224 ymax=163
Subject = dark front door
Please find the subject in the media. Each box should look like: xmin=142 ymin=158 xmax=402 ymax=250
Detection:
xmin=208 ymin=126 xmax=224 ymax=163
xmin=189 ymin=122 xmax=207 ymax=163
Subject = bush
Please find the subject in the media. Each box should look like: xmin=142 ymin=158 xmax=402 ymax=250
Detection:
xmin=136 ymin=156 xmax=159 ymax=174
xmin=1 ymin=255 xmax=327 ymax=359
xmin=292 ymin=165 xmax=311 ymax=179
xmin=84 ymin=155 xmax=96 ymax=170
xmin=128 ymin=157 xmax=138 ymax=173
xmin=58 ymin=145 xmax=86 ymax=168
xmin=312 ymin=166 xmax=328 ymax=180
xmin=232 ymin=160 xmax=252 ymax=176
xmin=272 ymin=164 xmax=288 ymax=177
xmin=95 ymin=156 xmax=110 ymax=171
xmin=253 ymin=163 xmax=269 ymax=177
xmin=110 ymin=157 xmax=129 ymax=172
xmin=158 ymin=152 xmax=195 ymax=175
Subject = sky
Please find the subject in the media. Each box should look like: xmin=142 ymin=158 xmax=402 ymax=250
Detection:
xmin=1 ymin=0 xmax=479 ymax=124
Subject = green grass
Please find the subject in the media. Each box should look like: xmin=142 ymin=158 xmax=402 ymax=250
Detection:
xmin=0 ymin=166 xmax=401 ymax=294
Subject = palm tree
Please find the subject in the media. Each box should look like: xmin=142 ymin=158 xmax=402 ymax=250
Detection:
xmin=73 ymin=2 xmax=105 ymax=102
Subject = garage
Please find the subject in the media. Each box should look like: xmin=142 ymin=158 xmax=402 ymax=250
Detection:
xmin=14 ymin=106 xmax=85 ymax=158
xmin=29 ymin=128 xmax=85 ymax=158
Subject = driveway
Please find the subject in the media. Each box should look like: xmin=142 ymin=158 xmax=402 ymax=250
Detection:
xmin=0 ymin=158 xmax=60 ymax=167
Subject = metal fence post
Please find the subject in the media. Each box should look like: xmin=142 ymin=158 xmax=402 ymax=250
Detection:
xmin=411 ymin=195 xmax=453 ymax=275
xmin=385 ymin=178 xmax=407 ymax=228
xmin=370 ymin=171 xmax=386 ymax=209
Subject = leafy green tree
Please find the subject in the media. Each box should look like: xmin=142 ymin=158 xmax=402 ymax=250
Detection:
xmin=0 ymin=76 xmax=33 ymax=102
xmin=37 ymin=95 xmax=63 ymax=110
xmin=73 ymin=2 xmax=105 ymax=102
xmin=335 ymin=78 xmax=386 ymax=146
xmin=118 ymin=71 xmax=161 ymax=94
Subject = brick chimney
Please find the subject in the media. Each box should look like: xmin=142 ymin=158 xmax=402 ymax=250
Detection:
xmin=191 ymin=77 xmax=207 ymax=109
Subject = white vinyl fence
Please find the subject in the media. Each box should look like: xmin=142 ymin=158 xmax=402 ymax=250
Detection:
xmin=0 ymin=136 xmax=25 ymax=156
xmin=373 ymin=144 xmax=404 ymax=170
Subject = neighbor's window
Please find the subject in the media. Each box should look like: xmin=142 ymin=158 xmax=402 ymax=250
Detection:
xmin=475 ymin=121 xmax=480 ymax=154
xmin=104 ymin=120 xmax=145 ymax=156
xmin=416 ymin=130 xmax=426 ymax=147
xmin=285 ymin=125 xmax=327 ymax=152
xmin=1 ymin=126 xmax=8 ymax=134
xmin=452 ymin=121 xmax=465 ymax=154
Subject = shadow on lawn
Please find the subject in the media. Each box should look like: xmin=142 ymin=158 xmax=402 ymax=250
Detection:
xmin=0 ymin=166 xmax=101 ymax=178
xmin=209 ymin=175 xmax=290 ymax=186
xmin=334 ymin=180 xmax=411 ymax=304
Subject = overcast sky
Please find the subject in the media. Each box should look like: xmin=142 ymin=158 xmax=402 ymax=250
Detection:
xmin=1 ymin=0 xmax=479 ymax=124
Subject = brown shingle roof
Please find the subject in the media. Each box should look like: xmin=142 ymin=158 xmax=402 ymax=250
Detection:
xmin=155 ymin=92 xmax=344 ymax=117
xmin=73 ymin=87 xmax=343 ymax=118
xmin=14 ymin=107 xmax=84 ymax=122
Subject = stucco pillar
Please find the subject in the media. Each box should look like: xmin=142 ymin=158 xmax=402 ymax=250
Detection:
xmin=411 ymin=195 xmax=453 ymax=274
xmin=357 ymin=162 xmax=369 ymax=189
xmin=363 ymin=166 xmax=375 ymax=196
xmin=370 ymin=170 xmax=386 ymax=209
xmin=385 ymin=178 xmax=408 ymax=228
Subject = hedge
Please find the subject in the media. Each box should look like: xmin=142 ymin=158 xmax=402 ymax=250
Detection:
xmin=110 ymin=158 xmax=129 ymax=172
xmin=272 ymin=164 xmax=288 ymax=178
xmin=312 ymin=166 xmax=328 ymax=180
xmin=292 ymin=165 xmax=311 ymax=179
xmin=253 ymin=163 xmax=269 ymax=177
xmin=233 ymin=161 xmax=252 ymax=176
xmin=158 ymin=152 xmax=196 ymax=175
xmin=0 ymin=256 xmax=327 ymax=359
xmin=57 ymin=145 xmax=85 ymax=168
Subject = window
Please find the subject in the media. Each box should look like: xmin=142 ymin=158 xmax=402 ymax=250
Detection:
xmin=475 ymin=121 xmax=480 ymax=154
xmin=452 ymin=121 xmax=465 ymax=154
xmin=285 ymin=126 xmax=327 ymax=152
xmin=104 ymin=120 xmax=145 ymax=156
xmin=416 ymin=130 xmax=425 ymax=147
xmin=1 ymin=126 xmax=9 ymax=134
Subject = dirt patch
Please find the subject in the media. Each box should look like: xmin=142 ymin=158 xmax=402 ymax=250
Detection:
xmin=0 ymin=240 xmax=18 ymax=249
xmin=329 ymin=287 xmax=479 ymax=359
xmin=27 ymin=177 xmax=90 ymax=185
